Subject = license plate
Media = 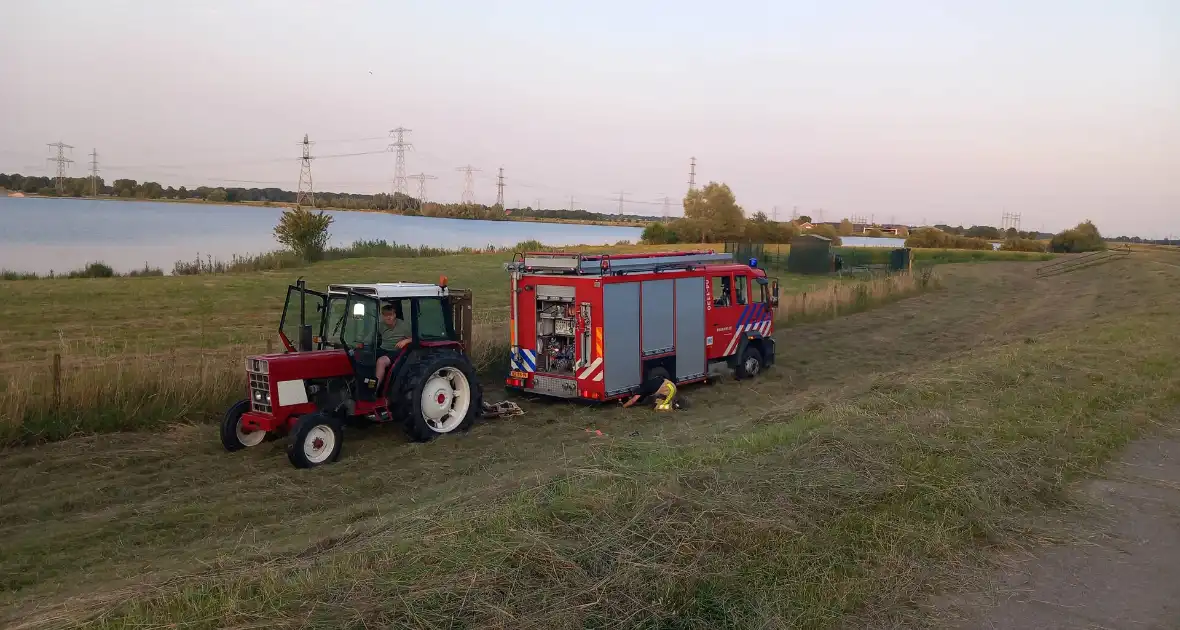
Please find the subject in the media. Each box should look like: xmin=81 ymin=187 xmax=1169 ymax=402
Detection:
xmin=510 ymin=370 xmax=529 ymax=379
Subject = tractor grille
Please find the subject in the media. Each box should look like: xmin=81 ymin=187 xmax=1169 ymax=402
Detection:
xmin=246 ymin=358 xmax=271 ymax=413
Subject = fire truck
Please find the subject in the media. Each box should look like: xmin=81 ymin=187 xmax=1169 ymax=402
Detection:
xmin=503 ymin=250 xmax=780 ymax=401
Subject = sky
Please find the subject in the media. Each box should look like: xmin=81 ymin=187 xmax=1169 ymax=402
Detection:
xmin=1 ymin=0 xmax=1176 ymax=237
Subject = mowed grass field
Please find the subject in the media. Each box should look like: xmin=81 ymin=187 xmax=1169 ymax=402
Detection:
xmin=0 ymin=244 xmax=926 ymax=444
xmin=1 ymin=247 xmax=1177 ymax=628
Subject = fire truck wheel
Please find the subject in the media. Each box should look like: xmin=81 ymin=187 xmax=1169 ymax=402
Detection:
xmin=287 ymin=413 xmax=344 ymax=468
xmin=735 ymin=345 xmax=763 ymax=380
xmin=220 ymin=399 xmax=264 ymax=451
xmin=400 ymin=350 xmax=482 ymax=442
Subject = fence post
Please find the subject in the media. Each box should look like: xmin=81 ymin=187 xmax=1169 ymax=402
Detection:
xmin=52 ymin=352 xmax=61 ymax=410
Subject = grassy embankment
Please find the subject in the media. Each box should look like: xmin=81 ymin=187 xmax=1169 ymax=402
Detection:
xmin=1 ymin=253 xmax=1175 ymax=629
xmin=0 ymin=244 xmax=937 ymax=445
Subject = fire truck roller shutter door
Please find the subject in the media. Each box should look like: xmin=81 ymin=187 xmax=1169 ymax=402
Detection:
xmin=602 ymin=282 xmax=641 ymax=395
xmin=641 ymin=279 xmax=675 ymax=356
xmin=674 ymin=277 xmax=706 ymax=380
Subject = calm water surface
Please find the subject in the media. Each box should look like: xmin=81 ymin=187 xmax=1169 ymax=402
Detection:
xmin=0 ymin=197 xmax=644 ymax=274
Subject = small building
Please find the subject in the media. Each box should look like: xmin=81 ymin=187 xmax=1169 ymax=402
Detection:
xmin=787 ymin=234 xmax=833 ymax=274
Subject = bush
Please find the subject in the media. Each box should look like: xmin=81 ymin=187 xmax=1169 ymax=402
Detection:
xmin=999 ymin=238 xmax=1047 ymax=252
xmin=905 ymin=227 xmax=992 ymax=250
xmin=274 ymin=207 xmax=334 ymax=261
xmin=1049 ymin=220 xmax=1105 ymax=253
xmin=641 ymin=222 xmax=678 ymax=244
xmin=804 ymin=224 xmax=842 ymax=246
xmin=66 ymin=262 xmax=115 ymax=278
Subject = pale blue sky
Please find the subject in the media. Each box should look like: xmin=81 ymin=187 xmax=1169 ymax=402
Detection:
xmin=1 ymin=1 xmax=1176 ymax=236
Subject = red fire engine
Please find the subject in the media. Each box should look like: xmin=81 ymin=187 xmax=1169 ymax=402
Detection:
xmin=504 ymin=250 xmax=780 ymax=401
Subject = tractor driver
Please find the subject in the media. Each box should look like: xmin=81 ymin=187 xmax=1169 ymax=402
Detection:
xmin=375 ymin=301 xmax=411 ymax=389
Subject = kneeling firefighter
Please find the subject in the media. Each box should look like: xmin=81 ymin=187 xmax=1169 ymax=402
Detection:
xmin=621 ymin=376 xmax=687 ymax=411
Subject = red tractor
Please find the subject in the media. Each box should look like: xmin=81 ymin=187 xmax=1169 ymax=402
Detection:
xmin=220 ymin=279 xmax=483 ymax=468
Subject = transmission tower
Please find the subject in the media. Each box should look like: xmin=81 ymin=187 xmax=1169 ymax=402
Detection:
xmin=1001 ymin=211 xmax=1022 ymax=232
xmin=388 ymin=127 xmax=413 ymax=197
xmin=688 ymin=156 xmax=697 ymax=191
xmin=495 ymin=167 xmax=505 ymax=209
xmin=456 ymin=165 xmax=480 ymax=204
xmin=88 ymin=148 xmax=100 ymax=197
xmin=661 ymin=195 xmax=671 ymax=219
xmin=46 ymin=142 xmax=74 ymax=195
xmin=408 ymin=172 xmax=437 ymax=208
xmin=296 ymin=134 xmax=315 ymax=207
xmin=569 ymin=196 xmax=576 ymax=212
xmin=772 ymin=205 xmax=779 ymax=222
xmin=615 ymin=191 xmax=628 ymax=215
xmin=535 ymin=197 xmax=542 ymax=211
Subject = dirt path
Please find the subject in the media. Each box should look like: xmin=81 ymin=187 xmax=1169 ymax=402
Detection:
xmin=942 ymin=431 xmax=1180 ymax=629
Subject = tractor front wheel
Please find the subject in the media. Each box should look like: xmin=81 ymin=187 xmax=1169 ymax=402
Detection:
xmin=220 ymin=399 xmax=265 ymax=451
xmin=287 ymin=413 xmax=344 ymax=468
xmin=400 ymin=350 xmax=482 ymax=442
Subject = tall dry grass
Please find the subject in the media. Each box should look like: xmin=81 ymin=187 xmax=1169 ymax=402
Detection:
xmin=777 ymin=268 xmax=940 ymax=325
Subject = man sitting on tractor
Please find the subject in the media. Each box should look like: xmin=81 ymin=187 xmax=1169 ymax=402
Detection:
xmin=375 ymin=301 xmax=411 ymax=388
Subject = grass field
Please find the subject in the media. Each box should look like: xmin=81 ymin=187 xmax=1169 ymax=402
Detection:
xmin=0 ymin=246 xmax=932 ymax=445
xmin=1 ymin=248 xmax=1175 ymax=628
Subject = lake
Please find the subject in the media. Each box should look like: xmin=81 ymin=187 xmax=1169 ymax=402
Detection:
xmin=0 ymin=197 xmax=645 ymax=274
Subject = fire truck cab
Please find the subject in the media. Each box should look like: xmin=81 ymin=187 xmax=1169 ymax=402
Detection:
xmin=504 ymin=250 xmax=780 ymax=401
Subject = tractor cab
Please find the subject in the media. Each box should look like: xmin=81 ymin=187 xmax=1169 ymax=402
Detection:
xmin=222 ymin=278 xmax=481 ymax=469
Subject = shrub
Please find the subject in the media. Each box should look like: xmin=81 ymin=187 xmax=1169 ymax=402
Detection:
xmin=905 ymin=227 xmax=992 ymax=250
xmin=641 ymin=222 xmax=678 ymax=244
xmin=999 ymin=238 xmax=1047 ymax=252
xmin=66 ymin=262 xmax=115 ymax=278
xmin=804 ymin=223 xmax=842 ymax=246
xmin=274 ymin=206 xmax=334 ymax=261
xmin=1049 ymin=220 xmax=1106 ymax=253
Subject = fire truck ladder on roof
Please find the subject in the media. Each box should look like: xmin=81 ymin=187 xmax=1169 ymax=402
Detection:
xmin=506 ymin=250 xmax=734 ymax=276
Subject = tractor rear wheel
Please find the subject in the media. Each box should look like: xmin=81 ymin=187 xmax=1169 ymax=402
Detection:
xmin=220 ymin=399 xmax=264 ymax=451
xmin=287 ymin=412 xmax=344 ymax=468
xmin=398 ymin=349 xmax=482 ymax=442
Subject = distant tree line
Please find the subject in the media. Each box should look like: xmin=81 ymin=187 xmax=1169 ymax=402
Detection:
xmin=0 ymin=172 xmax=649 ymax=225
xmin=641 ymin=182 xmax=843 ymax=245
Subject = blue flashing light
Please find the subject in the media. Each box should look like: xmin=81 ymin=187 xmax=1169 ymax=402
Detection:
xmin=748 ymin=257 xmax=758 ymax=268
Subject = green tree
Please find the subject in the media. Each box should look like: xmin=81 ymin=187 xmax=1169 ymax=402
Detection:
xmin=838 ymin=219 xmax=854 ymax=235
xmin=177 ymin=186 xmax=188 ymax=199
xmin=805 ymin=223 xmax=842 ymax=245
xmin=274 ymin=206 xmax=334 ymax=261
xmin=797 ymin=215 xmax=812 ymax=224
xmin=1049 ymin=220 xmax=1105 ymax=253
xmin=682 ymin=182 xmax=744 ymax=241
xmin=206 ymin=188 xmax=228 ymax=203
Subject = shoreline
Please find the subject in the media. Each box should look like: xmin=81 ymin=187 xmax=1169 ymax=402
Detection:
xmin=0 ymin=191 xmax=653 ymax=228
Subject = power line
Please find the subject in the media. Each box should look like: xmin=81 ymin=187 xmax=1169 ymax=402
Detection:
xmin=46 ymin=141 xmax=74 ymax=195
xmin=456 ymin=165 xmax=480 ymax=204
xmin=408 ymin=172 xmax=437 ymax=206
xmin=89 ymin=148 xmax=100 ymax=198
xmin=388 ymin=127 xmax=413 ymax=197
xmin=495 ymin=167 xmax=505 ymax=209
xmin=296 ymin=134 xmax=315 ymax=208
